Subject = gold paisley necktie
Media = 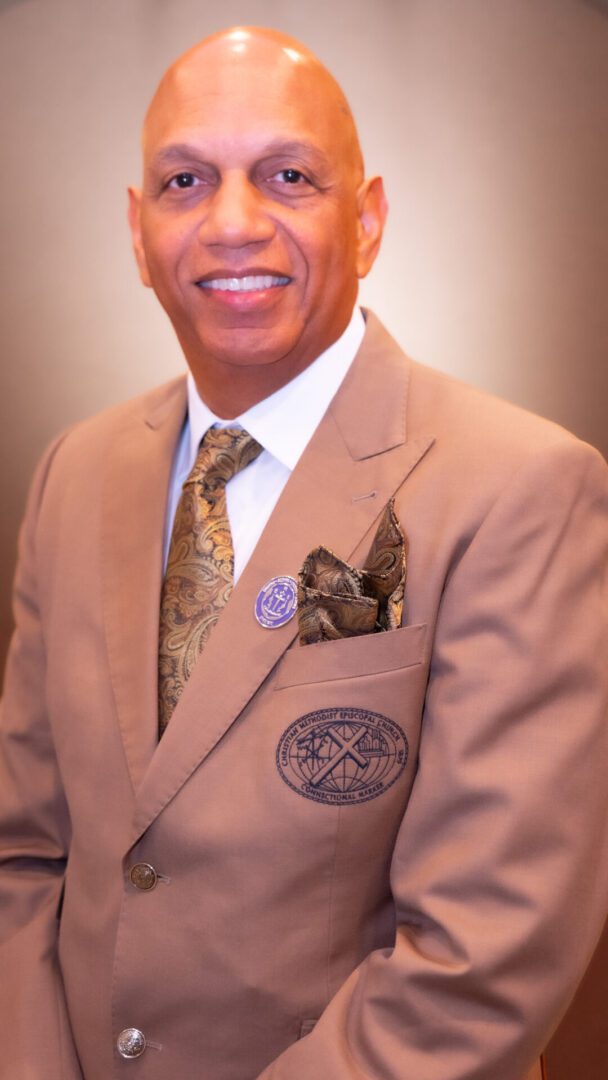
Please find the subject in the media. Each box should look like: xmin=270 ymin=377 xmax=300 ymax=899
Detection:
xmin=158 ymin=426 xmax=262 ymax=736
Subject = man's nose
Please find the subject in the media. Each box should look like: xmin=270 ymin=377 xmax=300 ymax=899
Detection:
xmin=199 ymin=173 xmax=275 ymax=248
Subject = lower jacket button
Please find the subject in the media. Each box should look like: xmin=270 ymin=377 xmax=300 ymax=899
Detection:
xmin=129 ymin=862 xmax=158 ymax=890
xmin=116 ymin=1028 xmax=146 ymax=1059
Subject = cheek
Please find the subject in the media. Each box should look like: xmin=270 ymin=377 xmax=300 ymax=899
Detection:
xmin=141 ymin=215 xmax=192 ymax=278
xmin=303 ymin=224 xmax=359 ymax=298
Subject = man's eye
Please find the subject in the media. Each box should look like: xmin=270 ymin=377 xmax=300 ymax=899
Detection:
xmin=273 ymin=169 xmax=308 ymax=185
xmin=168 ymin=172 xmax=198 ymax=189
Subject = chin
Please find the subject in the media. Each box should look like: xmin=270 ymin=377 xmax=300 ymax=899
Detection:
xmin=193 ymin=327 xmax=307 ymax=371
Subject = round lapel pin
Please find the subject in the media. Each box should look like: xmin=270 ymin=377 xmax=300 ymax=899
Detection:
xmin=255 ymin=575 xmax=298 ymax=629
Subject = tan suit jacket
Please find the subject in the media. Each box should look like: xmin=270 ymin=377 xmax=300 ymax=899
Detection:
xmin=1 ymin=313 xmax=607 ymax=1080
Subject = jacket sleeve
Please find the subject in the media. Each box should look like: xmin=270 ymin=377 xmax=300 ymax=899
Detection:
xmin=0 ymin=435 xmax=82 ymax=1079
xmin=257 ymin=437 xmax=608 ymax=1080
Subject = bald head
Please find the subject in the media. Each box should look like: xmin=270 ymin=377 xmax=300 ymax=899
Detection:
xmin=143 ymin=27 xmax=364 ymax=180
xmin=129 ymin=25 xmax=386 ymax=417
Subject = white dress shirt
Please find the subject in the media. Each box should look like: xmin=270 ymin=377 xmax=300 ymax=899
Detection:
xmin=164 ymin=307 xmax=366 ymax=581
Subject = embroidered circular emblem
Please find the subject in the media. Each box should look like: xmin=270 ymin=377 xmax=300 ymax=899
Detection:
xmin=255 ymin=575 xmax=298 ymax=629
xmin=277 ymin=707 xmax=408 ymax=806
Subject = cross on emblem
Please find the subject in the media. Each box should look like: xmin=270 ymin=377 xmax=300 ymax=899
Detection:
xmin=309 ymin=725 xmax=369 ymax=787
xmin=267 ymin=587 xmax=288 ymax=612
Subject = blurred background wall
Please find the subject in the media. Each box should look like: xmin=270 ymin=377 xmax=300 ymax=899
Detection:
xmin=0 ymin=0 xmax=606 ymax=1075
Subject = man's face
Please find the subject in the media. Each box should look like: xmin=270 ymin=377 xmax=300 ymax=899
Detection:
xmin=129 ymin=35 xmax=386 ymax=404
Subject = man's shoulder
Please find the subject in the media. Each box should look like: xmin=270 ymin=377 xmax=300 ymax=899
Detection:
xmin=357 ymin=312 xmax=607 ymax=526
xmin=73 ymin=375 xmax=186 ymax=440
xmin=408 ymin=354 xmax=574 ymax=453
xmin=364 ymin=310 xmax=596 ymax=464
xmin=49 ymin=375 xmax=187 ymax=464
xmin=23 ymin=377 xmax=187 ymax=519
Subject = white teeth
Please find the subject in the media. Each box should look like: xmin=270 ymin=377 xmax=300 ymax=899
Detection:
xmin=200 ymin=275 xmax=290 ymax=292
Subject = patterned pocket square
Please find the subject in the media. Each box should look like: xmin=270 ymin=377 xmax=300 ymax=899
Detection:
xmin=297 ymin=498 xmax=407 ymax=645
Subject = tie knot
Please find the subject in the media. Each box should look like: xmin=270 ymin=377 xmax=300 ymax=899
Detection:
xmin=188 ymin=426 xmax=263 ymax=491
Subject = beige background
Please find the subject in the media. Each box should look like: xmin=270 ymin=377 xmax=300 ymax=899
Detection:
xmin=0 ymin=1 xmax=606 ymax=1076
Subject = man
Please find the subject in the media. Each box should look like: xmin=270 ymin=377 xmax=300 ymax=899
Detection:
xmin=0 ymin=25 xmax=606 ymax=1080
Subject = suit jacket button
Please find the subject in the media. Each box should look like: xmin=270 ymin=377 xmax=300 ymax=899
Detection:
xmin=116 ymin=1028 xmax=146 ymax=1058
xmin=129 ymin=863 xmax=158 ymax=891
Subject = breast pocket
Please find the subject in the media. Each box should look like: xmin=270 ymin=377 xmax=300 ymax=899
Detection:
xmin=272 ymin=624 xmax=429 ymax=814
xmin=274 ymin=622 xmax=427 ymax=689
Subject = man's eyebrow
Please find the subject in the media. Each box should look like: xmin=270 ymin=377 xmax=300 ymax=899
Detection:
xmin=149 ymin=143 xmax=205 ymax=168
xmin=149 ymin=139 xmax=330 ymax=168
xmin=254 ymin=139 xmax=330 ymax=164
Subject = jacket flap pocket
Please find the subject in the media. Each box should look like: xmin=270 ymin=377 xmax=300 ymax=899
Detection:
xmin=275 ymin=623 xmax=427 ymax=690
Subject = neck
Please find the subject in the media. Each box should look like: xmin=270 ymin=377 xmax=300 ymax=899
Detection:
xmin=188 ymin=349 xmax=325 ymax=419
xmin=182 ymin=310 xmax=359 ymax=418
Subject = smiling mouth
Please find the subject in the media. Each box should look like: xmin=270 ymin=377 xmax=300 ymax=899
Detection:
xmin=197 ymin=274 xmax=291 ymax=292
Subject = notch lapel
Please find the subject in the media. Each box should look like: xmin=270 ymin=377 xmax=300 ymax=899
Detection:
xmin=101 ymin=378 xmax=187 ymax=793
xmin=131 ymin=316 xmax=435 ymax=842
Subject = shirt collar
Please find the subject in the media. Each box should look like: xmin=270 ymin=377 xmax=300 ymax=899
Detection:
xmin=186 ymin=306 xmax=366 ymax=472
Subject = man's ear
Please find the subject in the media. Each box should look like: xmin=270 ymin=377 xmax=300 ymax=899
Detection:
xmin=127 ymin=187 xmax=152 ymax=288
xmin=355 ymin=176 xmax=388 ymax=279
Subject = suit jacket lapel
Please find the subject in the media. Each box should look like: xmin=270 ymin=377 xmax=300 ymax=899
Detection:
xmin=131 ymin=315 xmax=434 ymax=842
xmin=101 ymin=378 xmax=187 ymax=793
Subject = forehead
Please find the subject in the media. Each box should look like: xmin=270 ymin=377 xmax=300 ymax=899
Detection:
xmin=143 ymin=49 xmax=351 ymax=167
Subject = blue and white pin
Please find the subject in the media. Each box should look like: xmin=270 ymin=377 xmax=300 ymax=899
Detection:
xmin=255 ymin=575 xmax=298 ymax=629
